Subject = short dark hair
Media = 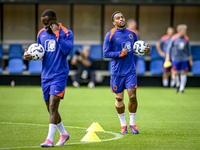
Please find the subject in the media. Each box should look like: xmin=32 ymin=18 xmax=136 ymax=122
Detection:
xmin=41 ymin=9 xmax=57 ymax=20
xmin=111 ymin=11 xmax=122 ymax=22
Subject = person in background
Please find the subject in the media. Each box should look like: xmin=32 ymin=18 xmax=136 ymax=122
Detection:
xmin=156 ymin=27 xmax=175 ymax=87
xmin=71 ymin=46 xmax=95 ymax=88
xmin=165 ymin=24 xmax=193 ymax=93
xmin=127 ymin=19 xmax=140 ymax=67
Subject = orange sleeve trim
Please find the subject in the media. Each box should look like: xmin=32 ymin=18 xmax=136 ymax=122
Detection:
xmin=54 ymin=30 xmax=59 ymax=42
xmin=161 ymin=35 xmax=169 ymax=42
xmin=184 ymin=35 xmax=189 ymax=41
xmin=171 ymin=33 xmax=179 ymax=41
xmin=126 ymin=28 xmax=138 ymax=37
xmin=134 ymin=84 xmax=137 ymax=88
xmin=109 ymin=27 xmax=117 ymax=42
xmin=58 ymin=23 xmax=69 ymax=38
xmin=57 ymin=88 xmax=65 ymax=98
xmin=37 ymin=28 xmax=46 ymax=38
xmin=119 ymin=51 xmax=125 ymax=58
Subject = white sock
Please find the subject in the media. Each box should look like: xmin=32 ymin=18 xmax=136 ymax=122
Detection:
xmin=175 ymin=75 xmax=180 ymax=87
xmin=47 ymin=124 xmax=57 ymax=142
xmin=57 ymin=121 xmax=67 ymax=136
xmin=180 ymin=74 xmax=187 ymax=91
xmin=118 ymin=113 xmax=127 ymax=126
xmin=170 ymin=80 xmax=175 ymax=87
xmin=163 ymin=79 xmax=168 ymax=87
xmin=129 ymin=112 xmax=136 ymax=125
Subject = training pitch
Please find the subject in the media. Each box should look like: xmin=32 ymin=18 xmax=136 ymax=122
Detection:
xmin=0 ymin=86 xmax=200 ymax=150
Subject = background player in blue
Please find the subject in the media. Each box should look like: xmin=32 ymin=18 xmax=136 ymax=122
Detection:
xmin=24 ymin=9 xmax=73 ymax=147
xmin=156 ymin=27 xmax=175 ymax=87
xmin=165 ymin=24 xmax=193 ymax=93
xmin=103 ymin=11 xmax=150 ymax=134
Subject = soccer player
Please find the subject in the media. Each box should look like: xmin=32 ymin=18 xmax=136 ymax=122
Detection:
xmin=24 ymin=9 xmax=73 ymax=147
xmin=103 ymin=11 xmax=150 ymax=134
xmin=165 ymin=24 xmax=193 ymax=93
xmin=156 ymin=27 xmax=175 ymax=87
xmin=126 ymin=19 xmax=139 ymax=39
xmin=127 ymin=19 xmax=140 ymax=67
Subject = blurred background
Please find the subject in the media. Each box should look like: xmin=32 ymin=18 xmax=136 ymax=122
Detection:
xmin=0 ymin=0 xmax=200 ymax=86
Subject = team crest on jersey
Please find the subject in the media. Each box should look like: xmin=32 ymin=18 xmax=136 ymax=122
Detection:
xmin=45 ymin=39 xmax=56 ymax=52
xmin=129 ymin=34 xmax=133 ymax=39
xmin=121 ymin=41 xmax=131 ymax=52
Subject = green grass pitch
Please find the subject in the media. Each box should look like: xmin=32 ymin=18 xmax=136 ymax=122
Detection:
xmin=0 ymin=86 xmax=200 ymax=150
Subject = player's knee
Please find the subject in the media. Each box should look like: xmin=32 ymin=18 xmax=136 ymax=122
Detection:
xmin=116 ymin=97 xmax=123 ymax=102
xmin=129 ymin=95 xmax=136 ymax=103
xmin=180 ymin=70 xmax=186 ymax=75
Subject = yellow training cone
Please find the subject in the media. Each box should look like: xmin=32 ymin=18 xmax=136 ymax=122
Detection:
xmin=86 ymin=122 xmax=104 ymax=132
xmin=163 ymin=61 xmax=172 ymax=68
xmin=81 ymin=131 xmax=101 ymax=142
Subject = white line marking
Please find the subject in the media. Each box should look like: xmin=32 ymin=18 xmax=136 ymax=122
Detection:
xmin=0 ymin=122 xmax=123 ymax=150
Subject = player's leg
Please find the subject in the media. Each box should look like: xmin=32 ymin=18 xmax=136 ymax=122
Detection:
xmin=125 ymin=72 xmax=139 ymax=134
xmin=179 ymin=61 xmax=188 ymax=93
xmin=115 ymin=92 xmax=127 ymax=133
xmin=162 ymin=70 xmax=169 ymax=87
xmin=110 ymin=75 xmax=127 ymax=133
xmin=50 ymin=80 xmax=70 ymax=146
xmin=41 ymin=79 xmax=55 ymax=147
xmin=171 ymin=61 xmax=180 ymax=93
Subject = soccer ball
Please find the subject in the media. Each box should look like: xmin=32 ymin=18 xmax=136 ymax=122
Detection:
xmin=27 ymin=43 xmax=45 ymax=61
xmin=133 ymin=40 xmax=146 ymax=56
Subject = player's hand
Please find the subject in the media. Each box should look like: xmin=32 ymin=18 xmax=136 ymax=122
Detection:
xmin=50 ymin=23 xmax=60 ymax=33
xmin=78 ymin=55 xmax=83 ymax=61
xmin=144 ymin=43 xmax=150 ymax=54
xmin=122 ymin=45 xmax=128 ymax=55
xmin=23 ymin=49 xmax=33 ymax=61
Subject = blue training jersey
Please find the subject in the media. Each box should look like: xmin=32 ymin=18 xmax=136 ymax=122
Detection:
xmin=103 ymin=27 xmax=138 ymax=76
xmin=37 ymin=23 xmax=73 ymax=79
xmin=158 ymin=34 xmax=171 ymax=53
xmin=166 ymin=33 xmax=191 ymax=62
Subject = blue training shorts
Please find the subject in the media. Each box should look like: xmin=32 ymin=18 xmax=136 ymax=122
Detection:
xmin=110 ymin=72 xmax=137 ymax=94
xmin=41 ymin=77 xmax=68 ymax=101
xmin=171 ymin=61 xmax=188 ymax=72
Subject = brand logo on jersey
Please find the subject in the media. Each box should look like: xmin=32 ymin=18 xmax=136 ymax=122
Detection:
xmin=113 ymin=85 xmax=117 ymax=91
xmin=121 ymin=41 xmax=131 ymax=52
xmin=55 ymin=90 xmax=60 ymax=93
xmin=42 ymin=35 xmax=46 ymax=37
xmin=45 ymin=39 xmax=56 ymax=52
xmin=116 ymin=38 xmax=120 ymax=40
xmin=132 ymin=84 xmax=135 ymax=86
xmin=129 ymin=34 xmax=133 ymax=39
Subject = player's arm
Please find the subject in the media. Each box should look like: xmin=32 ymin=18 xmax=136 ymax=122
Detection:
xmin=103 ymin=33 xmax=127 ymax=59
xmin=156 ymin=41 xmax=166 ymax=58
xmin=165 ymin=39 xmax=172 ymax=61
xmin=78 ymin=56 xmax=92 ymax=67
xmin=51 ymin=24 xmax=73 ymax=56
xmin=187 ymin=42 xmax=193 ymax=67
